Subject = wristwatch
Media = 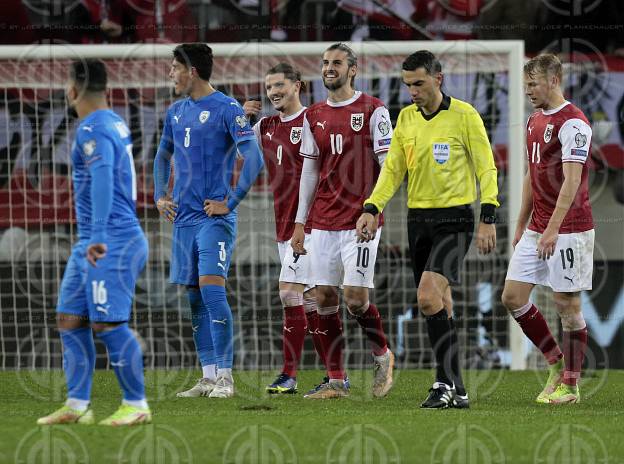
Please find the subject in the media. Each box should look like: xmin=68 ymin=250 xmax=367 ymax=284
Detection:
xmin=480 ymin=204 xmax=497 ymax=224
xmin=363 ymin=204 xmax=379 ymax=216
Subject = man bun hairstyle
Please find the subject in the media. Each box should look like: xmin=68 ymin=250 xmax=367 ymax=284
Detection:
xmin=325 ymin=42 xmax=357 ymax=86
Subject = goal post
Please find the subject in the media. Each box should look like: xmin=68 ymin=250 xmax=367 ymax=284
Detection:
xmin=0 ymin=40 xmax=527 ymax=372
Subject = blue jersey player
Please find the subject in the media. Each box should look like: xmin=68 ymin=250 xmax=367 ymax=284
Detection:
xmin=38 ymin=59 xmax=150 ymax=426
xmin=154 ymin=44 xmax=264 ymax=398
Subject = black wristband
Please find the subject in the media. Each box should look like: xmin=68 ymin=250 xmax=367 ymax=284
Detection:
xmin=363 ymin=203 xmax=379 ymax=216
xmin=480 ymin=203 xmax=497 ymax=224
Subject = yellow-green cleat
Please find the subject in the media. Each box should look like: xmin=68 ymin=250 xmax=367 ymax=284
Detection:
xmin=548 ymin=383 xmax=580 ymax=404
xmin=536 ymin=359 xmax=564 ymax=404
xmin=37 ymin=406 xmax=94 ymax=425
xmin=99 ymin=404 xmax=152 ymax=426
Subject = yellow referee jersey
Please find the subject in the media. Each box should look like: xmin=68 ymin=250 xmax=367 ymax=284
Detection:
xmin=366 ymin=95 xmax=499 ymax=211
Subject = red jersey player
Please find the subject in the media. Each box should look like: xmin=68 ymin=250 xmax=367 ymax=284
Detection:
xmin=291 ymin=43 xmax=395 ymax=399
xmin=243 ymin=63 xmax=326 ymax=395
xmin=502 ymin=54 xmax=594 ymax=404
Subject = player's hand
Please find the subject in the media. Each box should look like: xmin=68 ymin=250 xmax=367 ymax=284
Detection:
xmin=356 ymin=212 xmax=378 ymax=243
xmin=204 ymin=199 xmax=230 ymax=216
xmin=157 ymin=196 xmax=177 ymax=223
xmin=537 ymin=226 xmax=558 ymax=260
xmin=290 ymin=224 xmax=307 ymax=255
xmin=86 ymin=243 xmax=107 ymax=267
xmin=243 ymin=100 xmax=262 ymax=118
xmin=100 ymin=19 xmax=122 ymax=37
xmin=476 ymin=223 xmax=496 ymax=255
xmin=512 ymin=226 xmax=524 ymax=249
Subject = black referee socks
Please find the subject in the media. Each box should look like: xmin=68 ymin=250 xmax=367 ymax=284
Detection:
xmin=425 ymin=308 xmax=465 ymax=396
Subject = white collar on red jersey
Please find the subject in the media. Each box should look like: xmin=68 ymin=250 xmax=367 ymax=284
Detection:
xmin=280 ymin=106 xmax=306 ymax=123
xmin=541 ymin=101 xmax=570 ymax=115
xmin=326 ymin=91 xmax=362 ymax=107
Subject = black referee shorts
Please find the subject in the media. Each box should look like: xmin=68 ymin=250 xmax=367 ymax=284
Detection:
xmin=407 ymin=205 xmax=474 ymax=286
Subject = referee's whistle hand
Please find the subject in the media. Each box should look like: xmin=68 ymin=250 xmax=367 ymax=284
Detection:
xmin=290 ymin=224 xmax=307 ymax=255
xmin=356 ymin=213 xmax=377 ymax=243
xmin=476 ymin=223 xmax=496 ymax=255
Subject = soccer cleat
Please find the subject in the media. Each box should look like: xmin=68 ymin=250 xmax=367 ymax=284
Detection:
xmin=176 ymin=378 xmax=216 ymax=397
xmin=548 ymin=383 xmax=580 ymax=404
xmin=304 ymin=380 xmax=349 ymax=399
xmin=372 ymin=350 xmax=395 ymax=398
xmin=536 ymin=359 xmax=564 ymax=404
xmin=266 ymin=373 xmax=298 ymax=394
xmin=99 ymin=404 xmax=151 ymax=426
xmin=305 ymin=375 xmax=350 ymax=396
xmin=209 ymin=374 xmax=235 ymax=398
xmin=37 ymin=406 xmax=94 ymax=425
xmin=452 ymin=393 xmax=470 ymax=409
xmin=420 ymin=382 xmax=455 ymax=409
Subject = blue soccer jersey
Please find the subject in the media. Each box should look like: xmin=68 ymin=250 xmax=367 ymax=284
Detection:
xmin=72 ymin=109 xmax=139 ymax=241
xmin=58 ymin=109 xmax=147 ymax=322
xmin=155 ymin=91 xmax=257 ymax=225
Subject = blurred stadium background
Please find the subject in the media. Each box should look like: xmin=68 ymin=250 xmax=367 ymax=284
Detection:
xmin=0 ymin=0 xmax=622 ymax=379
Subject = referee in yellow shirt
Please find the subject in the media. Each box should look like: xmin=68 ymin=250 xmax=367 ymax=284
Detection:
xmin=356 ymin=50 xmax=499 ymax=409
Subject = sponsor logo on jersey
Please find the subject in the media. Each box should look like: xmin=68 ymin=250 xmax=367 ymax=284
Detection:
xmin=528 ymin=126 xmax=533 ymax=135
xmin=82 ymin=139 xmax=96 ymax=156
xmin=236 ymin=129 xmax=255 ymax=137
xmin=235 ymin=115 xmax=248 ymax=128
xmin=290 ymin=127 xmax=302 ymax=144
xmin=379 ymin=138 xmax=391 ymax=147
xmin=173 ymin=115 xmax=180 ymax=123
xmin=199 ymin=111 xmax=210 ymax=123
xmin=316 ymin=121 xmax=327 ymax=130
xmin=575 ymin=132 xmax=587 ymax=147
xmin=351 ymin=113 xmax=364 ymax=132
xmin=432 ymin=143 xmax=450 ymax=164
xmin=378 ymin=116 xmax=390 ymax=136
xmin=82 ymin=125 xmax=93 ymax=132
xmin=570 ymin=148 xmax=588 ymax=158
xmin=544 ymin=123 xmax=554 ymax=143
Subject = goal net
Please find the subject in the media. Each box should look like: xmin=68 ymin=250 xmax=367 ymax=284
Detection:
xmin=0 ymin=41 xmax=527 ymax=382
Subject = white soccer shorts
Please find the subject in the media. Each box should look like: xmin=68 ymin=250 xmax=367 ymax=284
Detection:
xmin=278 ymin=234 xmax=313 ymax=288
xmin=506 ymin=229 xmax=594 ymax=292
xmin=310 ymin=228 xmax=382 ymax=289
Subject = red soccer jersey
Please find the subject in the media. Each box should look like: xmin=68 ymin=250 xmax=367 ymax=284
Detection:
xmin=526 ymin=101 xmax=594 ymax=234
xmin=254 ymin=108 xmax=306 ymax=242
xmin=300 ymin=92 xmax=393 ymax=230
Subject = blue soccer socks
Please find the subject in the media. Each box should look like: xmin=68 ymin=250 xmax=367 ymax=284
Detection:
xmin=97 ymin=323 xmax=146 ymax=402
xmin=200 ymin=285 xmax=233 ymax=369
xmin=188 ymin=289 xmax=217 ymax=379
xmin=60 ymin=326 xmax=96 ymax=403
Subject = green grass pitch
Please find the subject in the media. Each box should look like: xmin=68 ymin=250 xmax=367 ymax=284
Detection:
xmin=2 ymin=369 xmax=623 ymax=463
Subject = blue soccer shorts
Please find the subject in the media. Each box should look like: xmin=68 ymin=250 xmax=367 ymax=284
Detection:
xmin=169 ymin=217 xmax=236 ymax=286
xmin=57 ymin=228 xmax=148 ymax=322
